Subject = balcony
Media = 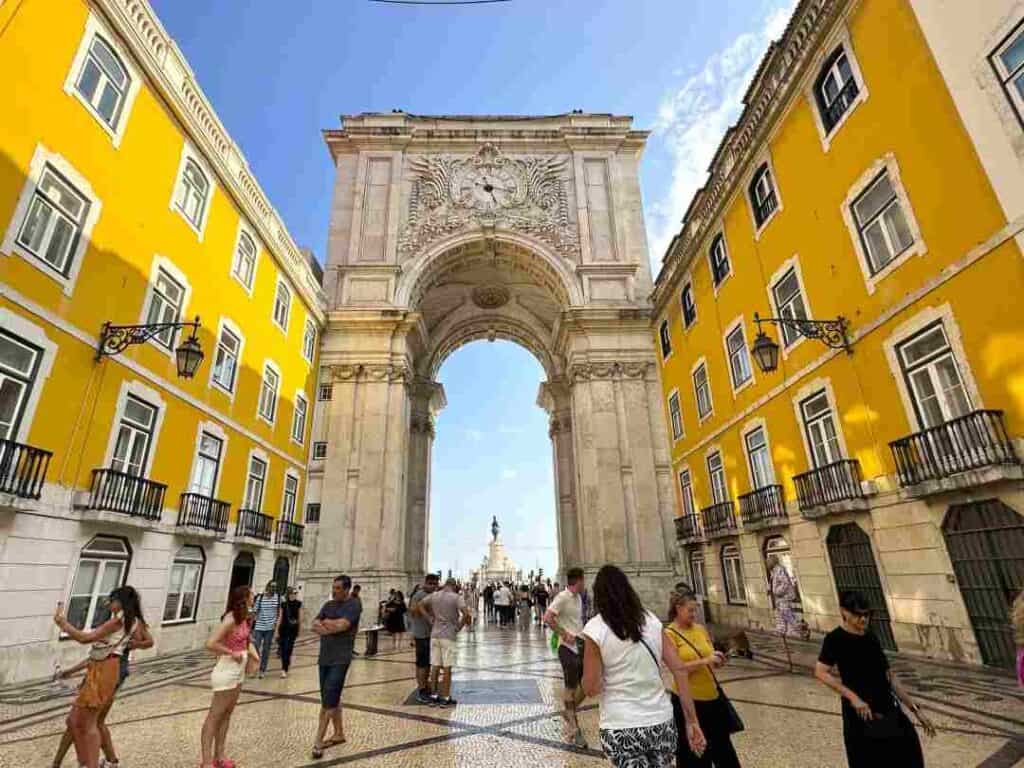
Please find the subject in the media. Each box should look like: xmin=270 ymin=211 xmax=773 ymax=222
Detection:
xmin=674 ymin=513 xmax=705 ymax=546
xmin=82 ymin=468 xmax=166 ymax=526
xmin=889 ymin=410 xmax=1021 ymax=497
xmin=275 ymin=519 xmax=305 ymax=550
xmin=702 ymin=501 xmax=739 ymax=539
xmin=235 ymin=508 xmax=273 ymax=543
xmin=177 ymin=493 xmax=230 ymax=536
xmin=793 ymin=459 xmax=868 ymax=518
xmin=0 ymin=438 xmax=52 ymax=506
xmin=738 ymin=484 xmax=787 ymax=530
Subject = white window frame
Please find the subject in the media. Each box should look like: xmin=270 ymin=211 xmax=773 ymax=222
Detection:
xmin=767 ymin=255 xmax=813 ymax=356
xmin=678 ymin=467 xmax=695 ymax=518
xmin=841 ymin=154 xmax=926 ymax=294
xmin=101 ymin=380 xmax=166 ymax=479
xmin=881 ymin=304 xmax=983 ymax=434
xmin=708 ymin=232 xmax=732 ymax=291
xmin=169 ymin=143 xmax=213 ymax=239
xmin=257 ymin=360 xmax=281 ymax=426
xmin=302 ymin=318 xmax=317 ymax=364
xmin=0 ymin=310 xmax=57 ymax=443
xmin=706 ymin=448 xmax=729 ymax=505
xmin=230 ymin=223 xmax=259 ymax=295
xmin=722 ymin=316 xmax=755 ymax=395
xmin=291 ymin=390 xmax=308 ymax=445
xmin=658 ymin=319 xmax=672 ymax=360
xmin=187 ymin=420 xmax=228 ymax=500
xmin=317 ymin=383 xmax=333 ymax=402
xmin=312 ymin=441 xmax=328 ymax=460
xmin=65 ymin=536 xmax=130 ymax=631
xmin=742 ymin=419 xmax=776 ymax=490
xmin=63 ymin=14 xmax=141 ymax=146
xmin=272 ymin=278 xmax=292 ymax=333
xmin=137 ymin=255 xmax=192 ymax=359
xmin=2 ymin=144 xmax=102 ymax=296
xmin=208 ymin=317 xmax=244 ymax=399
xmin=242 ymin=448 xmax=269 ymax=512
xmin=162 ymin=545 xmax=205 ymax=625
xmin=721 ymin=543 xmax=747 ymax=605
xmin=746 ymin=154 xmax=783 ymax=239
xmin=281 ymin=470 xmax=300 ymax=523
xmin=805 ymin=29 xmax=868 ymax=150
xmin=990 ymin=17 xmax=1024 ymax=128
xmin=681 ymin=279 xmax=697 ymax=329
xmin=689 ymin=548 xmax=707 ymax=600
xmin=692 ymin=358 xmax=713 ymax=422
xmin=668 ymin=389 xmax=683 ymax=441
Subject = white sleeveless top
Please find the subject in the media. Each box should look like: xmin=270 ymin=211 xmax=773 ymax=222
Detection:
xmin=88 ymin=611 xmax=132 ymax=661
xmin=582 ymin=610 xmax=672 ymax=730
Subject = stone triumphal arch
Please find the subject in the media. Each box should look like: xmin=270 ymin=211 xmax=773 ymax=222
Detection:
xmin=302 ymin=113 xmax=677 ymax=607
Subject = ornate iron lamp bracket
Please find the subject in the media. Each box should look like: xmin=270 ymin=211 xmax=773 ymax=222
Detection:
xmin=96 ymin=317 xmax=201 ymax=360
xmin=753 ymin=312 xmax=852 ymax=354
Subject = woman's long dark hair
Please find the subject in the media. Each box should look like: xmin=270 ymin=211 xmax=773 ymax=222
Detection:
xmin=224 ymin=585 xmax=251 ymax=625
xmin=109 ymin=585 xmax=145 ymax=636
xmin=593 ymin=565 xmax=646 ymax=642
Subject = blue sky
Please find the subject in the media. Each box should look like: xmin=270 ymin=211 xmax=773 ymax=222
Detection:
xmin=152 ymin=0 xmax=794 ymax=579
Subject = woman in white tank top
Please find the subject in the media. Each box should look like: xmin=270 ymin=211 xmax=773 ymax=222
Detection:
xmin=582 ymin=565 xmax=706 ymax=767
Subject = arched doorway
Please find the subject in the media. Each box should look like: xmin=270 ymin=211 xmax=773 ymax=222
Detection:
xmin=305 ymin=118 xmax=677 ymax=609
xmin=942 ymin=499 xmax=1024 ymax=668
xmin=230 ymin=551 xmax=255 ymax=591
xmin=826 ymin=523 xmax=897 ymax=651
xmin=273 ymin=556 xmax=291 ymax=595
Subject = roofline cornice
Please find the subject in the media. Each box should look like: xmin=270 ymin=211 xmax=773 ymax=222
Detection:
xmin=91 ymin=0 xmax=327 ymax=323
xmin=651 ymin=0 xmax=849 ymax=311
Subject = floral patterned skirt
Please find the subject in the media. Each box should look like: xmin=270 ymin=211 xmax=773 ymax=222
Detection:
xmin=599 ymin=718 xmax=677 ymax=768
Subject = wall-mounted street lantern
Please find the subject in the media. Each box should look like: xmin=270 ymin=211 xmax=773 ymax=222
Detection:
xmin=749 ymin=312 xmax=851 ymax=374
xmin=96 ymin=316 xmax=205 ymax=379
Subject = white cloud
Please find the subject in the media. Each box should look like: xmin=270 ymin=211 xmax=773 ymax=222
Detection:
xmin=501 ymin=468 xmax=518 ymax=480
xmin=647 ymin=1 xmax=797 ymax=268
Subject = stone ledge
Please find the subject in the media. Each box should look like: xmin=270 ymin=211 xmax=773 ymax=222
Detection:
xmin=899 ymin=464 xmax=1024 ymax=499
xmin=799 ymin=496 xmax=871 ymax=520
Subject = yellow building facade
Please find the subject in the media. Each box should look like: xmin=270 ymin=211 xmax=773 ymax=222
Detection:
xmin=653 ymin=0 xmax=1024 ymax=668
xmin=0 ymin=0 xmax=325 ymax=682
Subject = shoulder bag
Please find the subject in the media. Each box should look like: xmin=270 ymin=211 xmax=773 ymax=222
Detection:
xmin=666 ymin=626 xmax=744 ymax=734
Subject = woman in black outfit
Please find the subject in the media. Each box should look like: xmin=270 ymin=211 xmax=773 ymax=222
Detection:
xmin=278 ymin=586 xmax=303 ymax=678
xmin=815 ymin=591 xmax=935 ymax=767
xmin=384 ymin=590 xmax=407 ymax=649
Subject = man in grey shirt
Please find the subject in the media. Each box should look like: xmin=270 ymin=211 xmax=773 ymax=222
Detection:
xmin=408 ymin=573 xmax=439 ymax=703
xmin=421 ymin=578 xmax=471 ymax=708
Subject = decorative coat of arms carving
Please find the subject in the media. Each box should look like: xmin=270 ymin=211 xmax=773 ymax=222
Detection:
xmin=398 ymin=143 xmax=579 ymax=260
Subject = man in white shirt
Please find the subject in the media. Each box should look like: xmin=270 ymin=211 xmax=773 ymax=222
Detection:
xmin=493 ymin=582 xmax=512 ymax=627
xmin=543 ymin=567 xmax=587 ymax=748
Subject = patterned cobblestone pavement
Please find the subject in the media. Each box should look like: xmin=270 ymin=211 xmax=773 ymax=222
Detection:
xmin=0 ymin=623 xmax=1021 ymax=767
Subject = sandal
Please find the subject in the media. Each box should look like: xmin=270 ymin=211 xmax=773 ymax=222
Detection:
xmin=325 ymin=735 xmax=347 ymax=747
xmin=311 ymin=745 xmax=324 ymax=759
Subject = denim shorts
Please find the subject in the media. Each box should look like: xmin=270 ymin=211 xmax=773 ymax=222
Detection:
xmin=318 ymin=663 xmax=351 ymax=709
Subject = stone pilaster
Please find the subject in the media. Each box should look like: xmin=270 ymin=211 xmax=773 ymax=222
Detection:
xmin=405 ymin=378 xmax=446 ymax=576
xmin=539 ymin=378 xmax=581 ymax=578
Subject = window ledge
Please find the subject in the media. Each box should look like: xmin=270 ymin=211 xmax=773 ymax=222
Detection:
xmin=230 ymin=271 xmax=255 ymax=297
xmin=820 ymin=90 xmax=867 ymax=152
xmin=753 ymin=208 xmax=780 ymax=241
xmin=162 ymin=617 xmax=198 ymax=627
xmin=3 ymin=244 xmax=78 ymax=297
xmin=712 ymin=270 xmax=733 ymax=297
xmin=257 ymin=412 xmax=276 ymax=428
xmin=698 ymin=411 xmax=714 ymax=425
xmin=862 ymin=241 xmax=927 ymax=295
xmin=730 ymin=377 xmax=756 ymax=398
xmin=174 ymin=207 xmax=207 ymax=242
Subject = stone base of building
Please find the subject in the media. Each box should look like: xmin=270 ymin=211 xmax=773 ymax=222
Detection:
xmin=579 ymin=561 xmax=678 ymax=614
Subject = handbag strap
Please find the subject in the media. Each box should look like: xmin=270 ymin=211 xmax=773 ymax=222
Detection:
xmin=638 ymin=637 xmax=662 ymax=672
xmin=666 ymin=625 xmax=723 ymax=690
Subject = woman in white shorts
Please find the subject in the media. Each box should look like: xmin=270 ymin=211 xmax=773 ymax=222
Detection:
xmin=200 ymin=585 xmax=258 ymax=768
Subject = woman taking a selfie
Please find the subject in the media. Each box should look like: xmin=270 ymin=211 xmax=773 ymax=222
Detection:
xmin=200 ymin=585 xmax=259 ymax=768
xmin=815 ymin=591 xmax=935 ymax=767
xmin=53 ymin=585 xmax=149 ymax=768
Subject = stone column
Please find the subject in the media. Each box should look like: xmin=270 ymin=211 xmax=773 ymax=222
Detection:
xmin=405 ymin=378 xmax=446 ymax=577
xmin=539 ymin=378 xmax=581 ymax=578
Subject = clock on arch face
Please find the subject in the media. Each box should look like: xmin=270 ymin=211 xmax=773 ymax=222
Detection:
xmin=464 ymin=166 xmax=518 ymax=211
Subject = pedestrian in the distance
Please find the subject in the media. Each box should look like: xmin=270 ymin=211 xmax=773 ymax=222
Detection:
xmin=200 ymin=585 xmax=259 ymax=768
xmin=384 ymin=590 xmax=407 ymax=649
xmin=251 ymin=581 xmax=281 ymax=679
xmin=815 ymin=591 xmax=935 ymax=767
xmin=279 ymin=586 xmax=303 ymax=678
xmin=421 ymin=577 xmax=472 ymax=708
xmin=310 ymin=574 xmax=362 ymax=759
xmin=409 ymin=573 xmax=441 ymax=703
xmin=581 ymin=564 xmax=705 ymax=767
xmin=664 ymin=587 xmax=741 ymax=767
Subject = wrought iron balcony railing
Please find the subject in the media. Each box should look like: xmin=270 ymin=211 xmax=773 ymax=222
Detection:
xmin=702 ymin=501 xmax=739 ymax=537
xmin=0 ymin=438 xmax=52 ymax=500
xmin=754 ymin=190 xmax=778 ymax=226
xmin=738 ymin=484 xmax=787 ymax=527
xmin=674 ymin=513 xmax=704 ymax=543
xmin=889 ymin=410 xmax=1019 ymax=488
xmin=177 ymin=493 xmax=230 ymax=534
xmin=793 ymin=459 xmax=865 ymax=511
xmin=87 ymin=468 xmax=166 ymax=520
xmin=823 ymin=78 xmax=860 ymax=132
xmin=275 ymin=519 xmax=305 ymax=548
xmin=235 ymin=508 xmax=273 ymax=542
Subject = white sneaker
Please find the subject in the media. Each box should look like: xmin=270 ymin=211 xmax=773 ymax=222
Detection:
xmin=281 ymin=671 xmax=288 ymax=679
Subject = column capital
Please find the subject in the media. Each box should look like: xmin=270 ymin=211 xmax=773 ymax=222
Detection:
xmin=567 ymin=360 xmax=656 ymax=384
xmin=329 ymin=363 xmax=413 ymax=383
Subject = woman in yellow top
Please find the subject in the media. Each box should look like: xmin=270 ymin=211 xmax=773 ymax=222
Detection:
xmin=664 ymin=588 xmax=742 ymax=767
